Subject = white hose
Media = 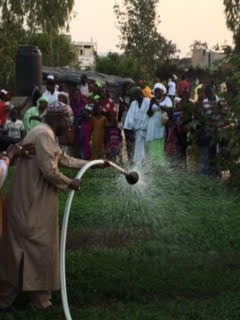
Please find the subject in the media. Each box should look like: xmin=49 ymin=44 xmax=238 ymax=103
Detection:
xmin=60 ymin=160 xmax=127 ymax=320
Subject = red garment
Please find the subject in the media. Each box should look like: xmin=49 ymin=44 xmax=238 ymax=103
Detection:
xmin=0 ymin=102 xmax=7 ymax=126
xmin=105 ymin=126 xmax=122 ymax=160
xmin=165 ymin=126 xmax=177 ymax=157
xmin=81 ymin=121 xmax=91 ymax=160
xmin=101 ymin=98 xmax=117 ymax=121
xmin=177 ymin=80 xmax=190 ymax=97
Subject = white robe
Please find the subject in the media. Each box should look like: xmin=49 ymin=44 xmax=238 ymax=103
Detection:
xmin=146 ymin=97 xmax=173 ymax=142
xmin=124 ymin=98 xmax=150 ymax=163
xmin=42 ymin=89 xmax=59 ymax=105
xmin=146 ymin=105 xmax=164 ymax=142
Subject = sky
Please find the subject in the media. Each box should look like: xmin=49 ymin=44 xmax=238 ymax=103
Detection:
xmin=69 ymin=0 xmax=233 ymax=57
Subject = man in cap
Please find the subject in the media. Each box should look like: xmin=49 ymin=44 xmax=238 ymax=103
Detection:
xmin=42 ymin=75 xmax=59 ymax=105
xmin=0 ymin=102 xmax=105 ymax=311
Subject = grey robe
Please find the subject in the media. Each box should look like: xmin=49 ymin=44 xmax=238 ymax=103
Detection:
xmin=0 ymin=123 xmax=86 ymax=291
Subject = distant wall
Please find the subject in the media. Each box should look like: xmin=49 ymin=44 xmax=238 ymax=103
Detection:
xmin=192 ymin=49 xmax=225 ymax=70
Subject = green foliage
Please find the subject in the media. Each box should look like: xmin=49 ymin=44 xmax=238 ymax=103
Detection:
xmin=114 ymin=0 xmax=177 ymax=75
xmin=0 ymin=20 xmax=25 ymax=89
xmin=189 ymin=40 xmax=208 ymax=52
xmin=20 ymin=0 xmax=75 ymax=65
xmin=0 ymin=0 xmax=74 ymax=33
xmin=0 ymin=0 xmax=76 ymax=89
xmin=95 ymin=52 xmax=147 ymax=81
xmin=223 ymin=0 xmax=240 ymax=51
xmin=25 ymin=33 xmax=76 ymax=67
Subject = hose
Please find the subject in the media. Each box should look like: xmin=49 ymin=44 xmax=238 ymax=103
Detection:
xmin=60 ymin=160 xmax=130 ymax=320
xmin=60 ymin=160 xmax=104 ymax=320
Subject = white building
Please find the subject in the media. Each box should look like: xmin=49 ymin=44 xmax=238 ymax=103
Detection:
xmin=72 ymin=40 xmax=97 ymax=70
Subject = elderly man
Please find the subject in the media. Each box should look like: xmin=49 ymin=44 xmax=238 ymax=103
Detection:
xmin=0 ymin=103 xmax=102 ymax=312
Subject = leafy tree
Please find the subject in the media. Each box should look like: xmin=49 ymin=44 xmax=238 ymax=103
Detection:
xmin=22 ymin=0 xmax=74 ymax=64
xmin=0 ymin=0 xmax=75 ymax=65
xmin=0 ymin=0 xmax=76 ymax=89
xmin=223 ymin=0 xmax=240 ymax=51
xmin=25 ymin=33 xmax=76 ymax=67
xmin=0 ymin=21 xmax=25 ymax=89
xmin=114 ymin=0 xmax=177 ymax=75
xmin=96 ymin=52 xmax=146 ymax=81
xmin=190 ymin=40 xmax=208 ymax=52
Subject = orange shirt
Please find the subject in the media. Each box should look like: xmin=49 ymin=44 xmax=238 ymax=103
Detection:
xmin=142 ymin=86 xmax=152 ymax=99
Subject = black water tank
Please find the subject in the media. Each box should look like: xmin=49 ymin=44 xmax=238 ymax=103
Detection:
xmin=16 ymin=45 xmax=42 ymax=96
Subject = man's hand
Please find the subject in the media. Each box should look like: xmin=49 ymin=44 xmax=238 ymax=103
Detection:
xmin=93 ymin=160 xmax=110 ymax=169
xmin=69 ymin=179 xmax=80 ymax=191
xmin=7 ymin=143 xmax=35 ymax=159
xmin=21 ymin=144 xmax=35 ymax=158
xmin=101 ymin=160 xmax=110 ymax=169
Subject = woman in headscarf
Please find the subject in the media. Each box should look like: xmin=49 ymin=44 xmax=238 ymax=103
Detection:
xmin=100 ymin=85 xmax=117 ymax=122
xmin=23 ymin=97 xmax=48 ymax=133
xmin=58 ymin=92 xmax=74 ymax=124
xmin=146 ymin=86 xmax=169 ymax=165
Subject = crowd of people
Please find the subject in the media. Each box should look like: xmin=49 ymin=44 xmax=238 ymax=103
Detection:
xmin=119 ymin=75 xmax=228 ymax=176
xmin=0 ymin=75 xmax=122 ymax=162
xmin=0 ymin=72 xmax=229 ymax=176
xmin=0 ymin=73 xmax=229 ymax=175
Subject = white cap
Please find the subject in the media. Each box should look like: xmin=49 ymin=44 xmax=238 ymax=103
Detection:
xmin=47 ymin=75 xmax=54 ymax=81
xmin=172 ymin=74 xmax=178 ymax=81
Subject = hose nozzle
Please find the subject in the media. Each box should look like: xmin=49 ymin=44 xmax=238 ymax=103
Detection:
xmin=107 ymin=161 xmax=139 ymax=185
xmin=125 ymin=171 xmax=139 ymax=185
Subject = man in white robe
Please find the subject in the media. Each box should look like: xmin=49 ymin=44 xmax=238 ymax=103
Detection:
xmin=124 ymin=88 xmax=150 ymax=164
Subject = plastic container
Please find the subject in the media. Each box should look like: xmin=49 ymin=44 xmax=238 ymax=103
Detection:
xmin=16 ymin=45 xmax=42 ymax=96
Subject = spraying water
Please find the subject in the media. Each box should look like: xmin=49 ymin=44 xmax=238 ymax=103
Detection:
xmin=60 ymin=160 xmax=140 ymax=320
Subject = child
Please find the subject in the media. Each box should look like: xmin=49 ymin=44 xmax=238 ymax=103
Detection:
xmin=76 ymin=105 xmax=92 ymax=160
xmin=4 ymin=108 xmax=24 ymax=140
xmin=105 ymin=117 xmax=122 ymax=162
xmin=90 ymin=104 xmax=108 ymax=159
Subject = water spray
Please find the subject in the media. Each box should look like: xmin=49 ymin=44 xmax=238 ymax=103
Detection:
xmin=60 ymin=160 xmax=139 ymax=320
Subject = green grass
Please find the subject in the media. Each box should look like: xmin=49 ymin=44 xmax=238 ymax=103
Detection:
xmin=2 ymin=165 xmax=240 ymax=319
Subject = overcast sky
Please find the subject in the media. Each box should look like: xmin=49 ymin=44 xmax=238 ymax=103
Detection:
xmin=69 ymin=0 xmax=233 ymax=56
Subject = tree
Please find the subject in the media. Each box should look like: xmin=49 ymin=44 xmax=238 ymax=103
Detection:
xmin=0 ymin=21 xmax=25 ymax=88
xmin=189 ymin=40 xmax=208 ymax=53
xmin=0 ymin=0 xmax=76 ymax=88
xmin=114 ymin=0 xmax=177 ymax=75
xmin=96 ymin=52 xmax=146 ymax=81
xmin=25 ymin=33 xmax=76 ymax=67
xmin=223 ymin=0 xmax=240 ymax=51
xmin=0 ymin=0 xmax=75 ymax=65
